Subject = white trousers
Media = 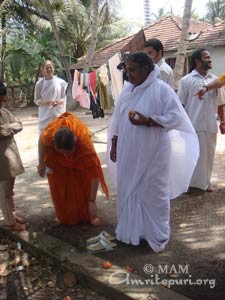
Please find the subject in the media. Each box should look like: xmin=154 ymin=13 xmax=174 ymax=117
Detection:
xmin=0 ymin=178 xmax=15 ymax=225
xmin=190 ymin=131 xmax=216 ymax=190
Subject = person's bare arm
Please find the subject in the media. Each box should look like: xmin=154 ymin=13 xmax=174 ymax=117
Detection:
xmin=196 ymin=78 xmax=224 ymax=99
xmin=110 ymin=135 xmax=118 ymax=162
xmin=218 ymin=105 xmax=225 ymax=134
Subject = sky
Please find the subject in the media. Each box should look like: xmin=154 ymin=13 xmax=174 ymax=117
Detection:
xmin=120 ymin=0 xmax=209 ymax=25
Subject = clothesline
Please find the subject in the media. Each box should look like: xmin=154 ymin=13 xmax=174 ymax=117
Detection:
xmin=72 ymin=53 xmax=124 ymax=119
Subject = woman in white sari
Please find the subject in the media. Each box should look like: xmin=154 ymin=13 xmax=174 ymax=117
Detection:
xmin=108 ymin=52 xmax=199 ymax=253
xmin=34 ymin=60 xmax=68 ymax=133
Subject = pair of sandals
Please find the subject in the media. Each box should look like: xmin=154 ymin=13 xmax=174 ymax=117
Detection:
xmin=86 ymin=231 xmax=117 ymax=253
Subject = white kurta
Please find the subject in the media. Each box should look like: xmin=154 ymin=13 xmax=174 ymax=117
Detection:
xmin=107 ymin=66 xmax=199 ymax=253
xmin=157 ymin=58 xmax=174 ymax=88
xmin=178 ymin=69 xmax=225 ymax=190
xmin=34 ymin=76 xmax=68 ymax=132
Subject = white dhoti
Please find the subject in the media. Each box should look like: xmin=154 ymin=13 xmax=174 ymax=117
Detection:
xmin=190 ymin=131 xmax=216 ymax=190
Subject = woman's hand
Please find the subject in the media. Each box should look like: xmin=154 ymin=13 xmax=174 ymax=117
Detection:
xmin=219 ymin=123 xmax=225 ymax=134
xmin=110 ymin=143 xmax=117 ymax=162
xmin=39 ymin=100 xmax=64 ymax=107
xmin=110 ymin=136 xmax=117 ymax=162
xmin=52 ymin=100 xmax=64 ymax=106
xmin=37 ymin=162 xmax=46 ymax=177
xmin=129 ymin=111 xmax=149 ymax=126
xmin=194 ymin=86 xmax=208 ymax=100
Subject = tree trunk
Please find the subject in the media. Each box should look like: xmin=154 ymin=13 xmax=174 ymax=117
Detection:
xmin=0 ymin=9 xmax=6 ymax=81
xmin=173 ymin=0 xmax=193 ymax=91
xmin=44 ymin=0 xmax=75 ymax=110
xmin=83 ymin=0 xmax=99 ymax=73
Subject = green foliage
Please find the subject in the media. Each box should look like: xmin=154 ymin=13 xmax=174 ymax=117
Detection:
xmin=4 ymin=28 xmax=62 ymax=85
xmin=56 ymin=0 xmax=129 ymax=58
xmin=205 ymin=0 xmax=225 ymax=24
xmin=1 ymin=0 xmax=130 ymax=86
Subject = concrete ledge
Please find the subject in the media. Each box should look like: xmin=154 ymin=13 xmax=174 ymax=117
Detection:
xmin=0 ymin=227 xmax=191 ymax=300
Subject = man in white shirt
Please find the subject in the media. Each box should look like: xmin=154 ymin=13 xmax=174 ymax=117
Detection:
xmin=144 ymin=38 xmax=174 ymax=88
xmin=178 ymin=48 xmax=225 ymax=192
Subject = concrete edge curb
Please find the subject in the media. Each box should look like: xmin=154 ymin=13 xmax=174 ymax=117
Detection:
xmin=0 ymin=227 xmax=191 ymax=300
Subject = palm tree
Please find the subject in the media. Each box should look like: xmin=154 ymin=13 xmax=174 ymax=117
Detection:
xmin=44 ymin=0 xmax=75 ymax=108
xmin=83 ymin=0 xmax=99 ymax=72
xmin=173 ymin=0 xmax=193 ymax=90
xmin=205 ymin=0 xmax=225 ymax=24
xmin=0 ymin=6 xmax=6 ymax=81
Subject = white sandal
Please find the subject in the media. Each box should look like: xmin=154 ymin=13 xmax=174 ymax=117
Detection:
xmin=86 ymin=231 xmax=115 ymax=245
xmin=86 ymin=237 xmax=117 ymax=253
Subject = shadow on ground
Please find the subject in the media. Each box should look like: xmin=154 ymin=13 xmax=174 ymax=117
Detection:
xmin=4 ymin=108 xmax=225 ymax=300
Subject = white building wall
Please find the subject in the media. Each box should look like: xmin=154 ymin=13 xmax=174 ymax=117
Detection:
xmin=209 ymin=47 xmax=225 ymax=76
xmin=165 ymin=47 xmax=225 ymax=76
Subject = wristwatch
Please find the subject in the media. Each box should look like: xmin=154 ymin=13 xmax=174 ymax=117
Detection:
xmin=202 ymin=85 xmax=209 ymax=92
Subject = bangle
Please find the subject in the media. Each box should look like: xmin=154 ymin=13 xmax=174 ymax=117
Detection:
xmin=203 ymin=85 xmax=209 ymax=92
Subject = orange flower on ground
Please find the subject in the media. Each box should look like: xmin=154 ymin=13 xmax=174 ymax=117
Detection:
xmin=103 ymin=261 xmax=112 ymax=269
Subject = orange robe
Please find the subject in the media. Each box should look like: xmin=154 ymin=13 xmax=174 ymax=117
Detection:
xmin=41 ymin=112 xmax=108 ymax=224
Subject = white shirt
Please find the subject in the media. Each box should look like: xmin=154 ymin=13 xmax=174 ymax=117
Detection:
xmin=178 ymin=69 xmax=225 ymax=133
xmin=157 ymin=58 xmax=174 ymax=88
xmin=34 ymin=76 xmax=68 ymax=132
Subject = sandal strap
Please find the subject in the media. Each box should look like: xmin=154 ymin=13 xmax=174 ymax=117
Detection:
xmin=100 ymin=231 xmax=110 ymax=239
xmin=99 ymin=238 xmax=114 ymax=250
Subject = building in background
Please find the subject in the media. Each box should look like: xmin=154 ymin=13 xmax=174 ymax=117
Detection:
xmin=71 ymin=16 xmax=225 ymax=77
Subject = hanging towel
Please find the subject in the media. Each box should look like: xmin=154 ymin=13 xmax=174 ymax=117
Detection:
xmin=72 ymin=70 xmax=90 ymax=109
xmin=108 ymin=53 xmax=123 ymax=103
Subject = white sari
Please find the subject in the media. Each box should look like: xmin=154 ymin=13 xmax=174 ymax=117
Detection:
xmin=107 ymin=66 xmax=199 ymax=252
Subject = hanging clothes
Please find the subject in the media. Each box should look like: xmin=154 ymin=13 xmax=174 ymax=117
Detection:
xmin=96 ymin=64 xmax=111 ymax=110
xmin=108 ymin=53 xmax=123 ymax=103
xmin=72 ymin=70 xmax=90 ymax=109
xmin=90 ymin=93 xmax=104 ymax=119
xmin=89 ymin=71 xmax=97 ymax=100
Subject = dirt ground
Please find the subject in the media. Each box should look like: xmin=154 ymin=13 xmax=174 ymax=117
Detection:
xmin=0 ymin=234 xmax=109 ymax=300
xmin=1 ymin=106 xmax=225 ymax=300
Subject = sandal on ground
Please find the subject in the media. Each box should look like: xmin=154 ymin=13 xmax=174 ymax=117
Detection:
xmin=86 ymin=230 xmax=115 ymax=245
xmin=5 ymin=222 xmax=26 ymax=231
xmin=86 ymin=237 xmax=117 ymax=253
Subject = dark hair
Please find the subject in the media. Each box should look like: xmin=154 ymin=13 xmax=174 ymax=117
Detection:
xmin=0 ymin=81 xmax=7 ymax=96
xmin=54 ymin=127 xmax=77 ymax=150
xmin=189 ymin=48 xmax=207 ymax=73
xmin=127 ymin=51 xmax=155 ymax=73
xmin=144 ymin=38 xmax=164 ymax=57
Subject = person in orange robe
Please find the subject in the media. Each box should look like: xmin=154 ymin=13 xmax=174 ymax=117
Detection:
xmin=37 ymin=112 xmax=108 ymax=225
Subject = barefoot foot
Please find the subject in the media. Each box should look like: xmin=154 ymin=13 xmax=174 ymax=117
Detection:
xmin=5 ymin=222 xmax=26 ymax=231
xmin=90 ymin=217 xmax=101 ymax=226
xmin=14 ymin=214 xmax=25 ymax=224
